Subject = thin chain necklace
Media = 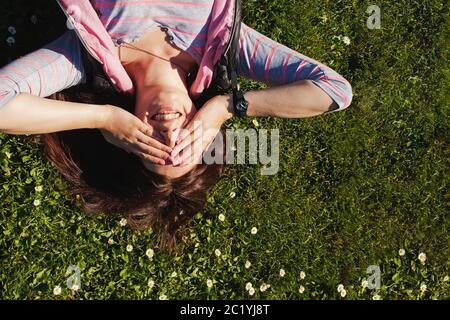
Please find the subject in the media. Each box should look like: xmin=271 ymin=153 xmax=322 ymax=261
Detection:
xmin=118 ymin=40 xmax=191 ymax=75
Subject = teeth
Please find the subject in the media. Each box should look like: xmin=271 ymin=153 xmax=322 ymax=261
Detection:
xmin=154 ymin=112 xmax=181 ymax=120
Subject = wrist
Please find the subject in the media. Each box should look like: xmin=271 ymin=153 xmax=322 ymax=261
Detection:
xmin=217 ymin=94 xmax=234 ymax=121
xmin=92 ymin=104 xmax=113 ymax=130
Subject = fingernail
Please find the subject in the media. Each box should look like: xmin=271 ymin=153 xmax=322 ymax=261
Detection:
xmin=159 ymin=160 xmax=166 ymax=165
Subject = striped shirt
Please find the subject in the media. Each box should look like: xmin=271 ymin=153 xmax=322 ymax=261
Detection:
xmin=0 ymin=0 xmax=352 ymax=113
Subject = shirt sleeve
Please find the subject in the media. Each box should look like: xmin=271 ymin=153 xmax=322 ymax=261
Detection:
xmin=0 ymin=30 xmax=86 ymax=110
xmin=238 ymin=22 xmax=353 ymax=113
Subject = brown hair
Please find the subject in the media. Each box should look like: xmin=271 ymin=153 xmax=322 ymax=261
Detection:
xmin=42 ymin=85 xmax=224 ymax=253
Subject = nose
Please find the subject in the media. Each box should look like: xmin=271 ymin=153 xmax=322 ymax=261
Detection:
xmin=159 ymin=128 xmax=180 ymax=148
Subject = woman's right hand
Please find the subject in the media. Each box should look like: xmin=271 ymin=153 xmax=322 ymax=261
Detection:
xmin=99 ymin=105 xmax=172 ymax=165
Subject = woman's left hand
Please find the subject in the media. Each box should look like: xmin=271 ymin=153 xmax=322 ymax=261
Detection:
xmin=170 ymin=94 xmax=233 ymax=166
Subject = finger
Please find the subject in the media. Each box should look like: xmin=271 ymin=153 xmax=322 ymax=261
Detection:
xmin=137 ymin=128 xmax=173 ymax=153
xmin=175 ymin=136 xmax=203 ymax=166
xmin=172 ymin=124 xmax=202 ymax=157
xmin=137 ymin=152 xmax=166 ymax=165
xmin=136 ymin=131 xmax=171 ymax=157
xmin=135 ymin=141 xmax=173 ymax=161
xmin=123 ymin=144 xmax=165 ymax=165
xmin=171 ymin=130 xmax=195 ymax=158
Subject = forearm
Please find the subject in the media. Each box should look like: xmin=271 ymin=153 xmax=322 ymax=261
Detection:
xmin=0 ymin=93 xmax=108 ymax=135
xmin=244 ymin=80 xmax=337 ymax=118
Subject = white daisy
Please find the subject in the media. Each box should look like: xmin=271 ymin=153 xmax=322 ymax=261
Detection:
xmin=245 ymin=260 xmax=251 ymax=269
xmin=171 ymin=271 xmax=177 ymax=278
xmin=229 ymin=191 xmax=236 ymax=198
xmin=252 ymin=119 xmax=259 ymax=127
xmin=245 ymin=282 xmax=253 ymax=291
xmin=372 ymin=294 xmax=381 ymax=300
xmin=159 ymin=294 xmax=167 ymax=300
xmin=218 ymin=214 xmax=225 ymax=222
xmin=107 ymin=238 xmax=114 ymax=245
xmin=148 ymin=279 xmax=155 ymax=289
xmin=299 ymin=285 xmax=305 ymax=294
xmin=398 ymin=248 xmax=406 ymax=256
xmin=214 ymin=249 xmax=221 ymax=257
xmin=342 ymin=36 xmax=351 ymax=45
xmin=146 ymin=248 xmax=154 ymax=259
xmin=248 ymin=287 xmax=255 ymax=296
xmin=418 ymin=252 xmax=427 ymax=264
xmin=206 ymin=279 xmax=213 ymax=288
xmin=119 ymin=218 xmax=127 ymax=227
xmin=70 ymin=284 xmax=80 ymax=291
xmin=337 ymin=284 xmax=344 ymax=292
xmin=251 ymin=227 xmax=258 ymax=235
xmin=34 ymin=186 xmax=43 ymax=192
xmin=53 ymin=285 xmax=62 ymax=296
xmin=361 ymin=280 xmax=368 ymax=289
xmin=33 ymin=199 xmax=41 ymax=206
xmin=300 ymin=271 xmax=306 ymax=280
xmin=340 ymin=289 xmax=347 ymax=298
xmin=126 ymin=244 xmax=133 ymax=252
xmin=260 ymin=283 xmax=268 ymax=292
xmin=420 ymin=283 xmax=427 ymax=293
xmin=279 ymin=269 xmax=285 ymax=277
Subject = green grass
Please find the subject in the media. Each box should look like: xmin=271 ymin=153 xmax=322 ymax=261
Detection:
xmin=0 ymin=0 xmax=448 ymax=300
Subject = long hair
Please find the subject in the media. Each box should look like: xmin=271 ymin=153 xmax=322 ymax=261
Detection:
xmin=42 ymin=85 xmax=224 ymax=253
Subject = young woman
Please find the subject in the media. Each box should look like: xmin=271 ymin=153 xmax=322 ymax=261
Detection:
xmin=0 ymin=0 xmax=352 ymax=251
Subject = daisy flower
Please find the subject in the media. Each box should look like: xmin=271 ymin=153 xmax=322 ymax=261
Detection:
xmin=146 ymin=248 xmax=154 ymax=259
xmin=418 ymin=252 xmax=427 ymax=264
xmin=53 ymin=285 xmax=62 ymax=296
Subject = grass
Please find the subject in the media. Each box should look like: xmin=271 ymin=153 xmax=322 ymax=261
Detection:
xmin=0 ymin=0 xmax=448 ymax=300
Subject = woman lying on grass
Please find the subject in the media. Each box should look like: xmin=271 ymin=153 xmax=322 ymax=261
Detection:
xmin=0 ymin=0 xmax=352 ymax=251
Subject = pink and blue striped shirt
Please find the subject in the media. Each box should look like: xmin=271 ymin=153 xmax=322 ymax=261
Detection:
xmin=0 ymin=0 xmax=352 ymax=113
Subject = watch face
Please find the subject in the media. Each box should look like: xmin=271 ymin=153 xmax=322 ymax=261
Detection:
xmin=237 ymin=101 xmax=246 ymax=111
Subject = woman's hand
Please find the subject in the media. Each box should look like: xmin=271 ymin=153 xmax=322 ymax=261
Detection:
xmin=99 ymin=105 xmax=172 ymax=165
xmin=170 ymin=95 xmax=233 ymax=166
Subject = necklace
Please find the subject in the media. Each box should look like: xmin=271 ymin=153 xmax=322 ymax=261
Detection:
xmin=118 ymin=40 xmax=191 ymax=75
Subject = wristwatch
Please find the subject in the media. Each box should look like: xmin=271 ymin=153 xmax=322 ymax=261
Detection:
xmin=232 ymin=88 xmax=249 ymax=116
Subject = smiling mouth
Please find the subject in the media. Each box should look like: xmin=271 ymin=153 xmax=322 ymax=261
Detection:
xmin=152 ymin=111 xmax=182 ymax=121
